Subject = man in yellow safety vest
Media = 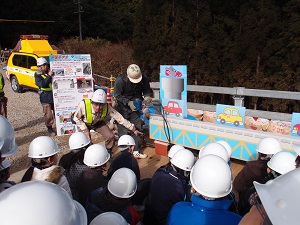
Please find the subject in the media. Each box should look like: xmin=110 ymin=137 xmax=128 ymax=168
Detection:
xmin=73 ymin=89 xmax=142 ymax=156
xmin=34 ymin=57 xmax=55 ymax=136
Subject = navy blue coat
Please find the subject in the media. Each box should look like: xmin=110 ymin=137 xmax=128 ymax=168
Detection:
xmin=143 ymin=167 xmax=189 ymax=225
xmin=34 ymin=71 xmax=53 ymax=104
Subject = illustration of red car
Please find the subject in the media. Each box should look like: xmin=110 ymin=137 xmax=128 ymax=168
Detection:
xmin=163 ymin=101 xmax=182 ymax=117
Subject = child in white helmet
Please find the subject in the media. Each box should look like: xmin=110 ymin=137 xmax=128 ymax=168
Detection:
xmin=21 ymin=136 xmax=71 ymax=196
xmin=77 ymin=144 xmax=110 ymax=206
xmin=59 ymin=132 xmax=91 ymax=200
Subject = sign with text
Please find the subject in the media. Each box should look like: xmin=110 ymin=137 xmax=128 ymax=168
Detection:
xmin=50 ymin=54 xmax=94 ymax=136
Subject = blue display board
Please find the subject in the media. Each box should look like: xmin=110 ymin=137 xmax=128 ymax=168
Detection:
xmin=160 ymin=65 xmax=187 ymax=118
xmin=216 ymin=104 xmax=245 ymax=128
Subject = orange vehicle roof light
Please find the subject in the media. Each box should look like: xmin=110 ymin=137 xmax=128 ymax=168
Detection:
xmin=20 ymin=35 xmax=49 ymax=40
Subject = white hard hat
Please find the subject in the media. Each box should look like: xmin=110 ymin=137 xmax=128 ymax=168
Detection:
xmin=28 ymin=136 xmax=59 ymax=158
xmin=127 ymin=64 xmax=142 ymax=83
xmin=199 ymin=142 xmax=229 ymax=162
xmin=168 ymin=144 xmax=185 ymax=159
xmin=256 ymin=137 xmax=282 ymax=155
xmin=216 ymin=140 xmax=232 ymax=157
xmin=254 ymin=168 xmax=300 ymax=225
xmin=170 ymin=149 xmax=195 ymax=171
xmin=0 ymin=159 xmax=11 ymax=170
xmin=69 ymin=132 xmax=90 ymax=151
xmin=0 ymin=115 xmax=18 ymax=157
xmin=0 ymin=181 xmax=87 ymax=225
xmin=83 ymin=144 xmax=110 ymax=168
xmin=108 ymin=168 xmax=137 ymax=198
xmin=36 ymin=57 xmax=49 ymax=66
xmin=90 ymin=212 xmax=129 ymax=225
xmin=292 ymin=144 xmax=300 ymax=156
xmin=118 ymin=135 xmax=135 ymax=151
xmin=267 ymin=151 xmax=296 ymax=175
xmin=190 ymin=155 xmax=232 ymax=198
xmin=91 ymin=89 xmax=107 ymax=104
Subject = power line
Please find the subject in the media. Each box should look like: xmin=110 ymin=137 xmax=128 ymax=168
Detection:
xmin=0 ymin=19 xmax=55 ymax=23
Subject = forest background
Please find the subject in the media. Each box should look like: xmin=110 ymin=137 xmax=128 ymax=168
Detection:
xmin=0 ymin=0 xmax=299 ymax=113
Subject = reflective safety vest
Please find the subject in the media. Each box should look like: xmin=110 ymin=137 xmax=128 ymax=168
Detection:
xmin=84 ymin=99 xmax=108 ymax=126
xmin=0 ymin=74 xmax=4 ymax=93
xmin=40 ymin=75 xmax=52 ymax=91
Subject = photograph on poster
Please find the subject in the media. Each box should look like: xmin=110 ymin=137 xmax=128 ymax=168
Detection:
xmin=60 ymin=125 xmax=76 ymax=135
xmin=77 ymin=78 xmax=93 ymax=89
xmin=82 ymin=63 xmax=92 ymax=74
xmin=53 ymin=79 xmax=75 ymax=89
xmin=52 ymin=68 xmax=65 ymax=76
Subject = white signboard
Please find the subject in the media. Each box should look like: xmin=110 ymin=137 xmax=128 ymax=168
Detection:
xmin=49 ymin=54 xmax=94 ymax=136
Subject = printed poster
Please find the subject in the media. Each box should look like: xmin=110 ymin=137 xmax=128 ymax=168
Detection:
xmin=216 ymin=104 xmax=245 ymax=128
xmin=49 ymin=54 xmax=94 ymax=136
xmin=290 ymin=113 xmax=300 ymax=137
xmin=160 ymin=65 xmax=187 ymax=118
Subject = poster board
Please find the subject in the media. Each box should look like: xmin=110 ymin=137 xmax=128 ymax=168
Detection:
xmin=49 ymin=54 xmax=94 ymax=136
xmin=290 ymin=112 xmax=300 ymax=137
xmin=216 ymin=104 xmax=245 ymax=128
xmin=159 ymin=65 xmax=187 ymax=118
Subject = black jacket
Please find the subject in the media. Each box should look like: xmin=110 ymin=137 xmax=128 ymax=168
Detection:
xmin=107 ymin=151 xmax=140 ymax=181
xmin=114 ymin=73 xmax=151 ymax=118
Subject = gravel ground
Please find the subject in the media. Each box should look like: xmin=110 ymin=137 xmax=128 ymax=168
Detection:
xmin=1 ymin=63 xmax=103 ymax=174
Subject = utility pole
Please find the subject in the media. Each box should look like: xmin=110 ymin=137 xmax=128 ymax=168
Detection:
xmin=74 ymin=0 xmax=83 ymax=42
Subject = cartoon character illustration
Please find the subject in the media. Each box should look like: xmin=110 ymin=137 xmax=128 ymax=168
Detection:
xmin=292 ymin=124 xmax=300 ymax=136
xmin=165 ymin=66 xmax=182 ymax=77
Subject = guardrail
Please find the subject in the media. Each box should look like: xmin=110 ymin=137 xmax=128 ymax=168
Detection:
xmin=150 ymin=82 xmax=300 ymax=121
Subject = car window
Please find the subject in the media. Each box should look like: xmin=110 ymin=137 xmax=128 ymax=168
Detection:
xmin=28 ymin=56 xmax=37 ymax=68
xmin=232 ymin=111 xmax=238 ymax=116
xmin=12 ymin=54 xmax=26 ymax=68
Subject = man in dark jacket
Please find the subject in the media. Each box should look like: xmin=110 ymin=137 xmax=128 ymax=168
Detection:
xmin=114 ymin=64 xmax=152 ymax=159
xmin=107 ymin=134 xmax=151 ymax=212
xmin=0 ymin=73 xmax=7 ymax=118
xmin=34 ymin=57 xmax=55 ymax=135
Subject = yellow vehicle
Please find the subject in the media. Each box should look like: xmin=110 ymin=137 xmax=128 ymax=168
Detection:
xmin=6 ymin=35 xmax=58 ymax=92
xmin=217 ymin=107 xmax=243 ymax=126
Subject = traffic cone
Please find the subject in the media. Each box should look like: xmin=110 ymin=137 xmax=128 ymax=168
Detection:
xmin=106 ymin=88 xmax=112 ymax=106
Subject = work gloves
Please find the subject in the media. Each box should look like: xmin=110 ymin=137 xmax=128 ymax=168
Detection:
xmin=128 ymin=99 xmax=143 ymax=111
xmin=128 ymin=101 xmax=137 ymax=111
xmin=143 ymin=96 xmax=152 ymax=106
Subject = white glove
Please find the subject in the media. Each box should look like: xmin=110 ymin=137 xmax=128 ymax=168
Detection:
xmin=128 ymin=101 xmax=137 ymax=111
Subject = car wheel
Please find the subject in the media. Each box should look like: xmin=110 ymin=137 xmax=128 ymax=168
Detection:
xmin=175 ymin=113 xmax=180 ymax=117
xmin=164 ymin=110 xmax=169 ymax=115
xmin=234 ymin=121 xmax=240 ymax=126
xmin=297 ymin=130 xmax=300 ymax=136
xmin=11 ymin=76 xmax=22 ymax=93
xmin=220 ymin=119 xmax=226 ymax=124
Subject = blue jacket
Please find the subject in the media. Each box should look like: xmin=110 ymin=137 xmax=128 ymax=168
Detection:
xmin=143 ymin=167 xmax=189 ymax=225
xmin=167 ymin=194 xmax=242 ymax=225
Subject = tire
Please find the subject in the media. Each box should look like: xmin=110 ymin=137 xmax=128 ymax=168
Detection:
xmin=175 ymin=113 xmax=180 ymax=117
xmin=234 ymin=121 xmax=240 ymax=126
xmin=297 ymin=130 xmax=300 ymax=136
xmin=220 ymin=119 xmax=226 ymax=124
xmin=164 ymin=110 xmax=169 ymax=115
xmin=11 ymin=76 xmax=23 ymax=93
